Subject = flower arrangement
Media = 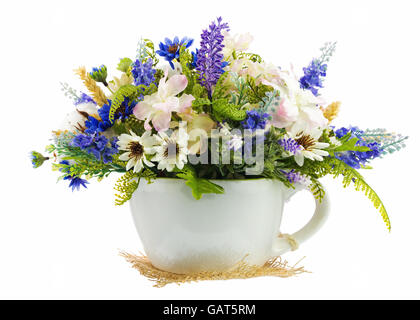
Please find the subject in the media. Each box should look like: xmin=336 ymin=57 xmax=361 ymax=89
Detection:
xmin=31 ymin=17 xmax=407 ymax=231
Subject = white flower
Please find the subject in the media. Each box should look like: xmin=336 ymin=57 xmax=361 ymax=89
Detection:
xmin=263 ymin=70 xmax=328 ymax=131
xmin=117 ymin=131 xmax=157 ymax=173
xmin=156 ymin=62 xmax=183 ymax=77
xmin=222 ymin=31 xmax=254 ymax=58
xmin=230 ymin=58 xmax=280 ymax=85
xmin=288 ymin=126 xmax=330 ymax=166
xmin=59 ymin=102 xmax=99 ymax=132
xmin=152 ymin=129 xmax=189 ymax=172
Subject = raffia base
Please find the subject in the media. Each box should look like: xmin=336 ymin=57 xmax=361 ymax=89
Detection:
xmin=120 ymin=251 xmax=307 ymax=287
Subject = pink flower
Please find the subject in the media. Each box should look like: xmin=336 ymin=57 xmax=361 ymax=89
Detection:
xmin=268 ymin=97 xmax=299 ymax=128
xmin=133 ymin=69 xmax=195 ymax=132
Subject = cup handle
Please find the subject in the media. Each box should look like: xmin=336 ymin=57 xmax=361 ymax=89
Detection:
xmin=272 ymin=183 xmax=330 ymax=256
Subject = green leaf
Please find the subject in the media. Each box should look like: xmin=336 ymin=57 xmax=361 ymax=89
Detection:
xmin=117 ymin=58 xmax=133 ymax=73
xmin=192 ymin=83 xmax=207 ymax=98
xmin=332 ymin=137 xmax=371 ymax=154
xmin=176 ymin=166 xmax=224 ymax=200
xmin=178 ymin=46 xmax=196 ymax=94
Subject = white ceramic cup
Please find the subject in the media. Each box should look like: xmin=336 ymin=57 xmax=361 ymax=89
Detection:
xmin=130 ymin=178 xmax=329 ymax=274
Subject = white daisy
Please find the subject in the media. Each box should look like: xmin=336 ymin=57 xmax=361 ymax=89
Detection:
xmin=288 ymin=127 xmax=330 ymax=166
xmin=117 ymin=131 xmax=157 ymax=173
xmin=152 ymin=129 xmax=189 ymax=172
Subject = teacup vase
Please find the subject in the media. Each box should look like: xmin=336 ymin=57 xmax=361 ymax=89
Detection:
xmin=130 ymin=178 xmax=329 ymax=274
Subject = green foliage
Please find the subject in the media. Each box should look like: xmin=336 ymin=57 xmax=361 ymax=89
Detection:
xmin=88 ymin=65 xmax=108 ymax=85
xmin=328 ymin=158 xmax=391 ymax=231
xmin=52 ymin=132 xmax=125 ymax=180
xmin=328 ymin=133 xmax=372 ymax=155
xmin=295 ymin=157 xmax=391 ymax=231
xmin=60 ymin=82 xmax=80 ymax=103
xmin=179 ymin=46 xmax=196 ymax=94
xmin=112 ymin=115 xmax=145 ymax=136
xmin=246 ymin=76 xmax=273 ymax=105
xmin=114 ymin=169 xmax=157 ymax=206
xmin=309 ymin=179 xmax=325 ymax=201
xmin=125 ymin=115 xmax=145 ymax=135
xmin=30 ymin=151 xmax=49 ymax=168
xmin=114 ymin=171 xmax=141 ymax=206
xmin=136 ymin=38 xmax=158 ymax=66
xmin=237 ymin=52 xmax=263 ymax=63
xmin=176 ymin=165 xmax=224 ymax=200
xmin=109 ymin=84 xmax=156 ymax=124
xmin=192 ymin=83 xmax=207 ymax=99
xmin=212 ymin=72 xmax=230 ymax=100
xmin=109 ymin=85 xmax=140 ymax=124
xmin=212 ymin=98 xmax=247 ymax=122
xmin=229 ymin=72 xmax=249 ymax=106
xmin=117 ymin=58 xmax=133 ymax=73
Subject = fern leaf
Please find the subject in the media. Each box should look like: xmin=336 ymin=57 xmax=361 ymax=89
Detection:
xmin=212 ymin=99 xmax=247 ymax=122
xmin=114 ymin=170 xmax=140 ymax=206
xmin=212 ymin=72 xmax=230 ymax=100
xmin=328 ymin=158 xmax=391 ymax=231
xmin=309 ymin=179 xmax=325 ymax=201
xmin=114 ymin=169 xmax=157 ymax=206
xmin=108 ymin=85 xmax=141 ymax=124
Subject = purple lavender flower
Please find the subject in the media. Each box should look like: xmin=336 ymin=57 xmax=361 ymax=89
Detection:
xmin=196 ymin=17 xmax=229 ymax=96
xmin=278 ymin=138 xmax=302 ymax=155
xmin=281 ymin=169 xmax=310 ymax=185
xmin=74 ymin=92 xmax=96 ymax=106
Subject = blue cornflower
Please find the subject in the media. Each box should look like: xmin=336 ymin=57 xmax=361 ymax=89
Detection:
xmin=84 ymin=116 xmax=104 ymax=135
xmin=278 ymin=138 xmax=302 ymax=155
xmin=59 ymin=160 xmax=89 ymax=191
xmin=68 ymin=177 xmax=89 ymax=191
xmin=89 ymin=65 xmax=108 ymax=85
xmin=299 ymin=60 xmax=327 ymax=96
xmin=29 ymin=151 xmax=49 ymax=168
xmin=85 ymin=98 xmax=135 ymax=134
xmin=131 ymin=58 xmax=156 ymax=86
xmin=74 ymin=92 xmax=96 ymax=106
xmin=156 ymin=36 xmax=194 ymax=69
xmin=190 ymin=49 xmax=198 ymax=68
xmin=241 ymin=110 xmax=270 ymax=131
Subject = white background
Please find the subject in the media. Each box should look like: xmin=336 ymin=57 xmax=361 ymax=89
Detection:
xmin=0 ymin=0 xmax=419 ymax=299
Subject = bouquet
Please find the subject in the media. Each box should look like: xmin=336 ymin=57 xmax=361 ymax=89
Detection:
xmin=30 ymin=17 xmax=407 ymax=231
